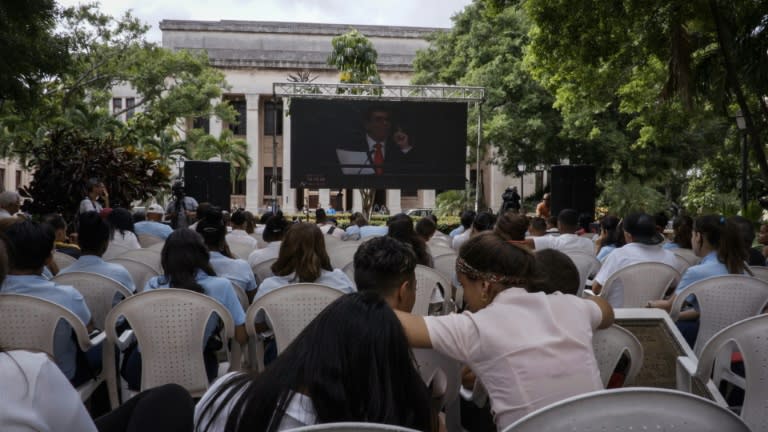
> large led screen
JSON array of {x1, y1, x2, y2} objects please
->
[{"x1": 290, "y1": 99, "x2": 468, "y2": 189}]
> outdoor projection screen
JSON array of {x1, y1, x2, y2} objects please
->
[{"x1": 290, "y1": 99, "x2": 468, "y2": 189}]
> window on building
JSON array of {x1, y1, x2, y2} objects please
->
[
  {"x1": 126, "y1": 97, "x2": 135, "y2": 120},
  {"x1": 228, "y1": 98, "x2": 247, "y2": 136},
  {"x1": 192, "y1": 116, "x2": 210, "y2": 134},
  {"x1": 263, "y1": 167, "x2": 283, "y2": 196},
  {"x1": 0, "y1": 168, "x2": 5, "y2": 191},
  {"x1": 112, "y1": 98, "x2": 122, "y2": 115},
  {"x1": 402, "y1": 188, "x2": 418, "y2": 197},
  {"x1": 15, "y1": 170, "x2": 22, "y2": 189},
  {"x1": 264, "y1": 100, "x2": 283, "y2": 136},
  {"x1": 233, "y1": 167, "x2": 246, "y2": 195}
]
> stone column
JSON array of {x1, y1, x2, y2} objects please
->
[
  {"x1": 352, "y1": 189, "x2": 363, "y2": 213},
  {"x1": 422, "y1": 189, "x2": 436, "y2": 210},
  {"x1": 244, "y1": 94, "x2": 260, "y2": 212},
  {"x1": 318, "y1": 189, "x2": 331, "y2": 210},
  {"x1": 209, "y1": 97, "x2": 223, "y2": 138},
  {"x1": 386, "y1": 189, "x2": 402, "y2": 214}
]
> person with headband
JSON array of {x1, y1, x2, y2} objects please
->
[
  {"x1": 648, "y1": 215, "x2": 748, "y2": 347},
  {"x1": 394, "y1": 231, "x2": 614, "y2": 430}
]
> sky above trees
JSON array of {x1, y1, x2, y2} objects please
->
[{"x1": 55, "y1": 0, "x2": 473, "y2": 41}]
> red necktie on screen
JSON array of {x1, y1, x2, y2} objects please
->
[{"x1": 373, "y1": 143, "x2": 384, "y2": 175}]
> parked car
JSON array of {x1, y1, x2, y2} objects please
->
[{"x1": 406, "y1": 208, "x2": 434, "y2": 217}]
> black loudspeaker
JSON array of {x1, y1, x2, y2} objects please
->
[
  {"x1": 184, "y1": 161, "x2": 231, "y2": 210},
  {"x1": 550, "y1": 165, "x2": 596, "y2": 219}
]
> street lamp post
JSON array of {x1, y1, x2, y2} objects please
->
[
  {"x1": 736, "y1": 111, "x2": 747, "y2": 213},
  {"x1": 517, "y1": 161, "x2": 526, "y2": 214}
]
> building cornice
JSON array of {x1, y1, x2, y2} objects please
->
[{"x1": 159, "y1": 20, "x2": 445, "y2": 39}]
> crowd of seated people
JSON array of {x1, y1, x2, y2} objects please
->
[{"x1": 4, "y1": 188, "x2": 768, "y2": 432}]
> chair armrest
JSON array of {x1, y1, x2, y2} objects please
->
[
  {"x1": 582, "y1": 289, "x2": 595, "y2": 297},
  {"x1": 676, "y1": 355, "x2": 697, "y2": 392},
  {"x1": 89, "y1": 331, "x2": 107, "y2": 348},
  {"x1": 117, "y1": 329, "x2": 135, "y2": 351}
]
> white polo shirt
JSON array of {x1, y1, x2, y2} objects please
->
[
  {"x1": 532, "y1": 233, "x2": 594, "y2": 255},
  {"x1": 593, "y1": 242, "x2": 678, "y2": 307}
]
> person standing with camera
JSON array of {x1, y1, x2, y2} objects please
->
[{"x1": 165, "y1": 182, "x2": 198, "y2": 229}]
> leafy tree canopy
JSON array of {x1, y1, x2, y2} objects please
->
[{"x1": 0, "y1": 3, "x2": 235, "y2": 217}]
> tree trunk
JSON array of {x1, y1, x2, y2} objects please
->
[
  {"x1": 360, "y1": 188, "x2": 375, "y2": 220},
  {"x1": 709, "y1": 0, "x2": 768, "y2": 187}
]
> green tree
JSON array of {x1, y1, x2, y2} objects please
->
[
  {"x1": 189, "y1": 128, "x2": 252, "y2": 193},
  {"x1": 413, "y1": 2, "x2": 577, "y2": 176},
  {"x1": 0, "y1": 4, "x2": 233, "y2": 216},
  {"x1": 327, "y1": 29, "x2": 382, "y2": 217},
  {"x1": 0, "y1": 0, "x2": 69, "y2": 110},
  {"x1": 524, "y1": 0, "x2": 768, "y2": 204}
]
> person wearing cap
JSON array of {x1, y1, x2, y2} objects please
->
[
  {"x1": 134, "y1": 204, "x2": 173, "y2": 240},
  {"x1": 591, "y1": 212, "x2": 677, "y2": 308},
  {"x1": 523, "y1": 209, "x2": 594, "y2": 255}
]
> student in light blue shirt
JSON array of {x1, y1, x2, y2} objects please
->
[
  {"x1": 649, "y1": 215, "x2": 747, "y2": 348},
  {"x1": 133, "y1": 204, "x2": 173, "y2": 240},
  {"x1": 58, "y1": 212, "x2": 135, "y2": 293},
  {"x1": 123, "y1": 228, "x2": 247, "y2": 390},
  {"x1": 196, "y1": 208, "x2": 258, "y2": 300},
  {"x1": 1, "y1": 220, "x2": 94, "y2": 384}
]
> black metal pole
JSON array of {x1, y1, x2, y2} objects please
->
[
  {"x1": 519, "y1": 172, "x2": 524, "y2": 214},
  {"x1": 742, "y1": 133, "x2": 748, "y2": 212}
]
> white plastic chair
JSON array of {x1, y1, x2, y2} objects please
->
[
  {"x1": 429, "y1": 244, "x2": 455, "y2": 258},
  {"x1": 246, "y1": 283, "x2": 343, "y2": 355},
  {"x1": 147, "y1": 241, "x2": 166, "y2": 252},
  {"x1": 502, "y1": 387, "x2": 748, "y2": 432},
  {"x1": 103, "y1": 288, "x2": 239, "y2": 407},
  {"x1": 322, "y1": 233, "x2": 344, "y2": 251},
  {"x1": 107, "y1": 258, "x2": 160, "y2": 292},
  {"x1": 672, "y1": 248, "x2": 702, "y2": 267},
  {"x1": 749, "y1": 266, "x2": 768, "y2": 284},
  {"x1": 228, "y1": 242, "x2": 254, "y2": 261},
  {"x1": 428, "y1": 237, "x2": 452, "y2": 249},
  {"x1": 288, "y1": 423, "x2": 420, "y2": 432},
  {"x1": 102, "y1": 242, "x2": 136, "y2": 261},
  {"x1": 432, "y1": 253, "x2": 457, "y2": 282},
  {"x1": 342, "y1": 261, "x2": 356, "y2": 286},
  {"x1": 231, "y1": 281, "x2": 250, "y2": 310},
  {"x1": 0, "y1": 293, "x2": 106, "y2": 402},
  {"x1": 413, "y1": 348, "x2": 462, "y2": 431},
  {"x1": 600, "y1": 262, "x2": 680, "y2": 308},
  {"x1": 328, "y1": 243, "x2": 361, "y2": 270},
  {"x1": 137, "y1": 233, "x2": 164, "y2": 248},
  {"x1": 252, "y1": 257, "x2": 277, "y2": 284},
  {"x1": 564, "y1": 252, "x2": 601, "y2": 297},
  {"x1": 676, "y1": 314, "x2": 768, "y2": 432},
  {"x1": 672, "y1": 254, "x2": 692, "y2": 276},
  {"x1": 413, "y1": 265, "x2": 450, "y2": 316},
  {"x1": 52, "y1": 272, "x2": 134, "y2": 330},
  {"x1": 52, "y1": 250, "x2": 77, "y2": 269},
  {"x1": 591, "y1": 324, "x2": 644, "y2": 387},
  {"x1": 117, "y1": 248, "x2": 162, "y2": 274},
  {"x1": 670, "y1": 274, "x2": 768, "y2": 355}
]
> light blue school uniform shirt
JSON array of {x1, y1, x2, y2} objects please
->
[
  {"x1": 255, "y1": 269, "x2": 355, "y2": 302},
  {"x1": 209, "y1": 251, "x2": 258, "y2": 292},
  {"x1": 674, "y1": 251, "x2": 730, "y2": 311},
  {"x1": 359, "y1": 225, "x2": 388, "y2": 238},
  {"x1": 134, "y1": 221, "x2": 173, "y2": 240},
  {"x1": 449, "y1": 226, "x2": 466, "y2": 238},
  {"x1": 58, "y1": 255, "x2": 136, "y2": 293},
  {"x1": 663, "y1": 242, "x2": 681, "y2": 250},
  {"x1": 1, "y1": 275, "x2": 92, "y2": 379},
  {"x1": 144, "y1": 270, "x2": 246, "y2": 342},
  {"x1": 596, "y1": 245, "x2": 617, "y2": 262}
]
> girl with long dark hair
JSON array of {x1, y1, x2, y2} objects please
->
[
  {"x1": 122, "y1": 229, "x2": 247, "y2": 389},
  {"x1": 649, "y1": 215, "x2": 747, "y2": 347},
  {"x1": 195, "y1": 292, "x2": 434, "y2": 432}
]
